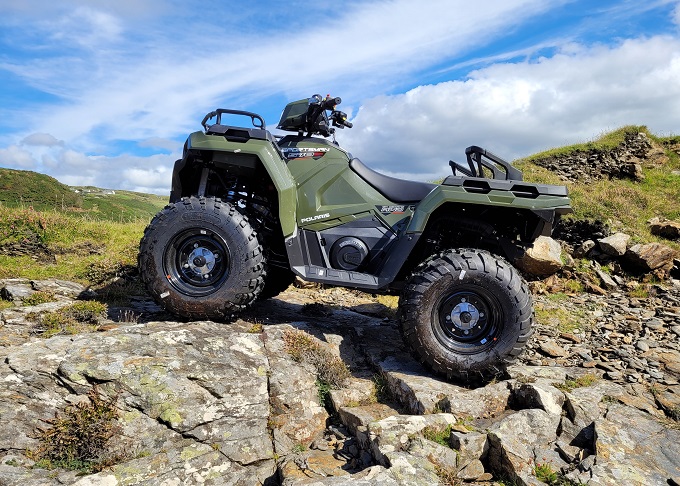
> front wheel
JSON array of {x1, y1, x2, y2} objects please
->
[
  {"x1": 399, "y1": 249, "x2": 533, "y2": 382},
  {"x1": 138, "y1": 197, "x2": 265, "y2": 320}
]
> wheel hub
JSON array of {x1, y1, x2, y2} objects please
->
[
  {"x1": 188, "y1": 247, "x2": 215, "y2": 277},
  {"x1": 450, "y1": 301, "x2": 480, "y2": 331},
  {"x1": 165, "y1": 231, "x2": 230, "y2": 294},
  {"x1": 438, "y1": 290, "x2": 495, "y2": 345}
]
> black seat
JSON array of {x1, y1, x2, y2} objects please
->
[{"x1": 349, "y1": 158, "x2": 436, "y2": 203}]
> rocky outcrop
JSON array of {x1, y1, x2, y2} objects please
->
[
  {"x1": 1, "y1": 279, "x2": 680, "y2": 485},
  {"x1": 530, "y1": 131, "x2": 668, "y2": 182}
]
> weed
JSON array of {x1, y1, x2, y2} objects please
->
[
  {"x1": 534, "y1": 462, "x2": 558, "y2": 484},
  {"x1": 282, "y1": 329, "x2": 350, "y2": 406},
  {"x1": 29, "y1": 300, "x2": 107, "y2": 337},
  {"x1": 247, "y1": 322, "x2": 264, "y2": 334},
  {"x1": 374, "y1": 294, "x2": 399, "y2": 318},
  {"x1": 534, "y1": 304, "x2": 587, "y2": 334},
  {"x1": 434, "y1": 463, "x2": 462, "y2": 486},
  {"x1": 554, "y1": 374, "x2": 598, "y2": 393},
  {"x1": 372, "y1": 372, "x2": 394, "y2": 404},
  {"x1": 117, "y1": 309, "x2": 140, "y2": 323},
  {"x1": 291, "y1": 443, "x2": 307, "y2": 454},
  {"x1": 455, "y1": 416, "x2": 476, "y2": 432},
  {"x1": 22, "y1": 291, "x2": 56, "y2": 306},
  {"x1": 601, "y1": 395, "x2": 619, "y2": 404},
  {"x1": 316, "y1": 379, "x2": 332, "y2": 408},
  {"x1": 29, "y1": 387, "x2": 124, "y2": 474},
  {"x1": 628, "y1": 284, "x2": 651, "y2": 299},
  {"x1": 422, "y1": 424, "x2": 453, "y2": 448},
  {"x1": 66, "y1": 300, "x2": 108, "y2": 322}
]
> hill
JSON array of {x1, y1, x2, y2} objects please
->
[
  {"x1": 0, "y1": 168, "x2": 82, "y2": 210},
  {"x1": 0, "y1": 168, "x2": 167, "y2": 221},
  {"x1": 515, "y1": 126, "x2": 680, "y2": 252}
]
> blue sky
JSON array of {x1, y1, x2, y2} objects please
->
[{"x1": 1, "y1": 0, "x2": 680, "y2": 193}]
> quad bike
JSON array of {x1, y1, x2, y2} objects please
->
[{"x1": 138, "y1": 94, "x2": 571, "y2": 381}]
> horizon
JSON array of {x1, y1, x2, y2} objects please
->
[{"x1": 1, "y1": 1, "x2": 680, "y2": 194}]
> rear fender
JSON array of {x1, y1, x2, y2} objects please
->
[
  {"x1": 408, "y1": 184, "x2": 571, "y2": 239},
  {"x1": 177, "y1": 131, "x2": 297, "y2": 237}
]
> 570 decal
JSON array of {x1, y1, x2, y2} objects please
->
[{"x1": 281, "y1": 147, "x2": 330, "y2": 159}]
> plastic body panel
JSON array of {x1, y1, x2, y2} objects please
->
[{"x1": 186, "y1": 131, "x2": 297, "y2": 237}]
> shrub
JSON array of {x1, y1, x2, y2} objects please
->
[{"x1": 29, "y1": 387, "x2": 124, "y2": 473}]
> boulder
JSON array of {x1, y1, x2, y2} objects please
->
[
  {"x1": 591, "y1": 404, "x2": 680, "y2": 485},
  {"x1": 487, "y1": 408, "x2": 562, "y2": 484},
  {"x1": 598, "y1": 233, "x2": 630, "y2": 257},
  {"x1": 516, "y1": 236, "x2": 564, "y2": 276},
  {"x1": 625, "y1": 242, "x2": 677, "y2": 272}
]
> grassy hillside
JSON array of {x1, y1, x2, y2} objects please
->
[
  {"x1": 0, "y1": 168, "x2": 82, "y2": 210},
  {"x1": 75, "y1": 188, "x2": 168, "y2": 222},
  {"x1": 515, "y1": 126, "x2": 680, "y2": 250},
  {"x1": 0, "y1": 168, "x2": 167, "y2": 221}
]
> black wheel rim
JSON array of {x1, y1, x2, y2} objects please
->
[
  {"x1": 432, "y1": 284, "x2": 503, "y2": 353},
  {"x1": 163, "y1": 229, "x2": 230, "y2": 297}
]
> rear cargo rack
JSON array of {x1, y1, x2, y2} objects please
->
[{"x1": 450, "y1": 146, "x2": 523, "y2": 181}]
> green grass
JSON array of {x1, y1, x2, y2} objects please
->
[
  {"x1": 77, "y1": 189, "x2": 168, "y2": 222},
  {"x1": 28, "y1": 301, "x2": 108, "y2": 338},
  {"x1": 422, "y1": 424, "x2": 453, "y2": 447},
  {"x1": 518, "y1": 125, "x2": 649, "y2": 162},
  {"x1": 282, "y1": 329, "x2": 351, "y2": 407},
  {"x1": 0, "y1": 168, "x2": 82, "y2": 210},
  {"x1": 553, "y1": 373, "x2": 598, "y2": 393},
  {"x1": 534, "y1": 302, "x2": 589, "y2": 333},
  {"x1": 0, "y1": 205, "x2": 147, "y2": 291}
]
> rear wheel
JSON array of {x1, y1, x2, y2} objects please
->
[
  {"x1": 138, "y1": 196, "x2": 265, "y2": 320},
  {"x1": 399, "y1": 249, "x2": 532, "y2": 382}
]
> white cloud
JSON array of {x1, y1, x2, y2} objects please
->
[
  {"x1": 138, "y1": 137, "x2": 180, "y2": 152},
  {"x1": 5, "y1": 146, "x2": 175, "y2": 194},
  {"x1": 2, "y1": 0, "x2": 680, "y2": 193},
  {"x1": 673, "y1": 2, "x2": 680, "y2": 25},
  {"x1": 0, "y1": 145, "x2": 37, "y2": 169},
  {"x1": 21, "y1": 133, "x2": 64, "y2": 147},
  {"x1": 4, "y1": 0, "x2": 559, "y2": 151},
  {"x1": 43, "y1": 7, "x2": 123, "y2": 49},
  {"x1": 341, "y1": 36, "x2": 680, "y2": 179}
]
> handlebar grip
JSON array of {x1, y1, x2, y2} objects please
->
[
  {"x1": 343, "y1": 120, "x2": 353, "y2": 128},
  {"x1": 323, "y1": 97, "x2": 341, "y2": 109}
]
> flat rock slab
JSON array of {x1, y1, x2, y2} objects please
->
[
  {"x1": 0, "y1": 320, "x2": 276, "y2": 485},
  {"x1": 591, "y1": 403, "x2": 680, "y2": 485}
]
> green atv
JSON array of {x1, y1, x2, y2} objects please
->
[{"x1": 138, "y1": 94, "x2": 571, "y2": 381}]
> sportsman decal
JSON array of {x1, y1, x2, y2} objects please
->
[
  {"x1": 281, "y1": 147, "x2": 330, "y2": 160},
  {"x1": 375, "y1": 205, "x2": 415, "y2": 215}
]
